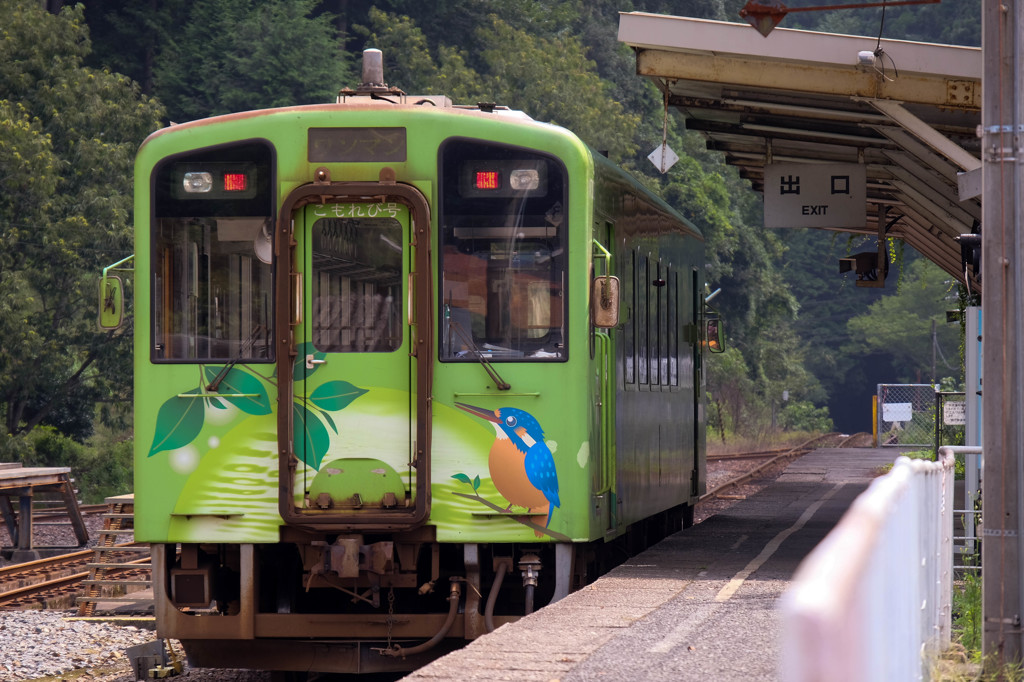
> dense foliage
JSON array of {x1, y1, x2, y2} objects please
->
[
  {"x1": 0, "y1": 1, "x2": 162, "y2": 482},
  {"x1": 0, "y1": 0, "x2": 976, "y2": 498}
]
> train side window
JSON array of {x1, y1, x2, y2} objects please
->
[
  {"x1": 650, "y1": 260, "x2": 658, "y2": 386},
  {"x1": 663, "y1": 266, "x2": 669, "y2": 387},
  {"x1": 657, "y1": 263, "x2": 668, "y2": 388},
  {"x1": 637, "y1": 254, "x2": 648, "y2": 385},
  {"x1": 669, "y1": 268, "x2": 679, "y2": 386},
  {"x1": 624, "y1": 250, "x2": 635, "y2": 385}
]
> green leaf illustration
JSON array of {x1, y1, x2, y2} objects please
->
[
  {"x1": 473, "y1": 475, "x2": 481, "y2": 491},
  {"x1": 294, "y1": 402, "x2": 331, "y2": 470},
  {"x1": 294, "y1": 342, "x2": 325, "y2": 381},
  {"x1": 149, "y1": 388, "x2": 205, "y2": 456},
  {"x1": 203, "y1": 366, "x2": 271, "y2": 415},
  {"x1": 452, "y1": 473, "x2": 472, "y2": 485},
  {"x1": 319, "y1": 410, "x2": 338, "y2": 434},
  {"x1": 309, "y1": 381, "x2": 367, "y2": 412}
]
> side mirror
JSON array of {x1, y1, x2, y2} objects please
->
[
  {"x1": 591, "y1": 276, "x2": 620, "y2": 328},
  {"x1": 706, "y1": 318, "x2": 724, "y2": 353},
  {"x1": 98, "y1": 275, "x2": 125, "y2": 330}
]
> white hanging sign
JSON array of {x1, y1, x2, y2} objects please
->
[
  {"x1": 647, "y1": 143, "x2": 678, "y2": 174},
  {"x1": 764, "y1": 162, "x2": 866, "y2": 228}
]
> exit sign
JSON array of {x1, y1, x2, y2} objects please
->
[{"x1": 764, "y1": 163, "x2": 866, "y2": 228}]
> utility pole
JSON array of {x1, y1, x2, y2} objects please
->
[{"x1": 982, "y1": 0, "x2": 1024, "y2": 666}]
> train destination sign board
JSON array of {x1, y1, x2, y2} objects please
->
[{"x1": 764, "y1": 162, "x2": 866, "y2": 228}]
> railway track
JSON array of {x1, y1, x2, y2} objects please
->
[
  {"x1": 701, "y1": 432, "x2": 869, "y2": 504},
  {"x1": 707, "y1": 447, "x2": 796, "y2": 461},
  {"x1": 30, "y1": 502, "x2": 109, "y2": 523},
  {"x1": 2, "y1": 434, "x2": 867, "y2": 610},
  {"x1": 0, "y1": 545, "x2": 151, "y2": 610}
]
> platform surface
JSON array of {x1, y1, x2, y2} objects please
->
[
  {"x1": 0, "y1": 465, "x2": 72, "y2": 488},
  {"x1": 403, "y1": 447, "x2": 905, "y2": 681}
]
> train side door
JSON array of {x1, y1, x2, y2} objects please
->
[
  {"x1": 592, "y1": 219, "x2": 617, "y2": 532},
  {"x1": 692, "y1": 268, "x2": 707, "y2": 499}
]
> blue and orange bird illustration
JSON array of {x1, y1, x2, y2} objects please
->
[{"x1": 456, "y1": 403, "x2": 560, "y2": 530}]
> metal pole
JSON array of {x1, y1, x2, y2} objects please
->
[
  {"x1": 982, "y1": 0, "x2": 1024, "y2": 665},
  {"x1": 966, "y1": 307, "x2": 982, "y2": 557}
]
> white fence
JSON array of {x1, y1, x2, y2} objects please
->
[{"x1": 780, "y1": 446, "x2": 968, "y2": 682}]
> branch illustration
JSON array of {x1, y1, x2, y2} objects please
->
[{"x1": 452, "y1": 491, "x2": 570, "y2": 542}]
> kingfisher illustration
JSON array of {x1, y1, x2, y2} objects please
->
[{"x1": 456, "y1": 402, "x2": 560, "y2": 530}]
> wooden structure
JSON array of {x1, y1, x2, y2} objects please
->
[
  {"x1": 0, "y1": 463, "x2": 89, "y2": 562},
  {"x1": 77, "y1": 494, "x2": 152, "y2": 616}
]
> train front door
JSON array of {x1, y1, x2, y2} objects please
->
[{"x1": 276, "y1": 185, "x2": 433, "y2": 530}]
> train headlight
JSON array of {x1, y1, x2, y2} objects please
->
[
  {"x1": 183, "y1": 171, "x2": 213, "y2": 193},
  {"x1": 510, "y1": 169, "x2": 540, "y2": 191}
]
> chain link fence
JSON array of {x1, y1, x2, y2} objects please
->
[
  {"x1": 875, "y1": 388, "x2": 979, "y2": 573},
  {"x1": 877, "y1": 384, "x2": 938, "y2": 447}
]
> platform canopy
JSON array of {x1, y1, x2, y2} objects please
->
[{"x1": 618, "y1": 12, "x2": 981, "y2": 290}]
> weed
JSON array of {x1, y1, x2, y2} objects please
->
[
  {"x1": 953, "y1": 571, "x2": 982, "y2": 654},
  {"x1": 934, "y1": 565, "x2": 1024, "y2": 681}
]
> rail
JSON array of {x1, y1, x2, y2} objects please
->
[
  {"x1": 701, "y1": 433, "x2": 861, "y2": 503},
  {"x1": 0, "y1": 543, "x2": 150, "y2": 609},
  {"x1": 780, "y1": 445, "x2": 968, "y2": 681}
]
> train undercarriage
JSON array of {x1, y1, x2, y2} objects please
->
[{"x1": 153, "y1": 503, "x2": 691, "y2": 674}]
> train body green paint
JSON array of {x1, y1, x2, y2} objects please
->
[{"x1": 130, "y1": 83, "x2": 706, "y2": 673}]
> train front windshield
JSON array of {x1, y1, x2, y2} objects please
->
[
  {"x1": 439, "y1": 139, "x2": 568, "y2": 361},
  {"x1": 150, "y1": 142, "x2": 274, "y2": 362}
]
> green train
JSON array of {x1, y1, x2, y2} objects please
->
[{"x1": 103, "y1": 50, "x2": 718, "y2": 675}]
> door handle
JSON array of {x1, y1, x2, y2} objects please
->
[
  {"x1": 292, "y1": 272, "x2": 303, "y2": 325},
  {"x1": 408, "y1": 272, "x2": 414, "y2": 326},
  {"x1": 306, "y1": 354, "x2": 326, "y2": 369}
]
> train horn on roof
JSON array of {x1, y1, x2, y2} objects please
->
[{"x1": 361, "y1": 49, "x2": 385, "y2": 89}]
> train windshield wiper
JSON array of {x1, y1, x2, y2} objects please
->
[
  {"x1": 445, "y1": 305, "x2": 511, "y2": 391},
  {"x1": 206, "y1": 325, "x2": 266, "y2": 392}
]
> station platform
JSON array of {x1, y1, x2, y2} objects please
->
[{"x1": 403, "y1": 447, "x2": 906, "y2": 682}]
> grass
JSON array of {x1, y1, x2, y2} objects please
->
[
  {"x1": 872, "y1": 448, "x2": 967, "y2": 480},
  {"x1": 933, "y1": 567, "x2": 1024, "y2": 681},
  {"x1": 705, "y1": 430, "x2": 827, "y2": 458}
]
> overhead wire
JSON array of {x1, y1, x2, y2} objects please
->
[{"x1": 871, "y1": 1, "x2": 899, "y2": 82}]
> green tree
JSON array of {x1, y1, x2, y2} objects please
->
[
  {"x1": 778, "y1": 230, "x2": 897, "y2": 431},
  {"x1": 782, "y1": 0, "x2": 979, "y2": 45},
  {"x1": 706, "y1": 347, "x2": 754, "y2": 440},
  {"x1": 81, "y1": 0, "x2": 185, "y2": 95},
  {"x1": 153, "y1": 0, "x2": 352, "y2": 123},
  {"x1": 658, "y1": 128, "x2": 825, "y2": 433},
  {"x1": 360, "y1": 9, "x2": 640, "y2": 159},
  {"x1": 0, "y1": 1, "x2": 163, "y2": 442},
  {"x1": 475, "y1": 16, "x2": 639, "y2": 159},
  {"x1": 846, "y1": 258, "x2": 961, "y2": 384},
  {"x1": 781, "y1": 400, "x2": 834, "y2": 432},
  {"x1": 355, "y1": 8, "x2": 484, "y2": 102}
]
